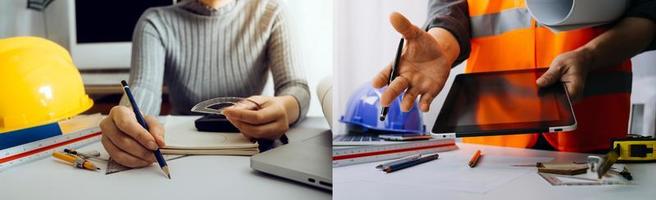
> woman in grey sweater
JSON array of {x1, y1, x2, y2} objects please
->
[{"x1": 99, "y1": 0, "x2": 310, "y2": 168}]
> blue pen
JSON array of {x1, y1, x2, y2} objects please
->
[
  {"x1": 121, "y1": 80, "x2": 171, "y2": 179},
  {"x1": 383, "y1": 153, "x2": 439, "y2": 173}
]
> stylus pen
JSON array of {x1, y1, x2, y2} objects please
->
[
  {"x1": 384, "y1": 153, "x2": 439, "y2": 173},
  {"x1": 121, "y1": 80, "x2": 171, "y2": 179},
  {"x1": 379, "y1": 38, "x2": 405, "y2": 121}
]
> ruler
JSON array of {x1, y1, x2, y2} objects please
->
[
  {"x1": 332, "y1": 139, "x2": 457, "y2": 167},
  {"x1": 0, "y1": 127, "x2": 101, "y2": 172}
]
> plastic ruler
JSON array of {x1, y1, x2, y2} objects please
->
[
  {"x1": 0, "y1": 127, "x2": 101, "y2": 172},
  {"x1": 332, "y1": 139, "x2": 457, "y2": 167}
]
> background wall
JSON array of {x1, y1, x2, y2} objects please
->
[
  {"x1": 333, "y1": 0, "x2": 656, "y2": 136},
  {"x1": 0, "y1": 0, "x2": 46, "y2": 38},
  {"x1": 0, "y1": 0, "x2": 333, "y2": 117}
]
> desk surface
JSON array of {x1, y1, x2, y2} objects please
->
[
  {"x1": 0, "y1": 116, "x2": 332, "y2": 200},
  {"x1": 334, "y1": 142, "x2": 655, "y2": 200}
]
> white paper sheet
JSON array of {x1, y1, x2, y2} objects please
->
[{"x1": 334, "y1": 153, "x2": 554, "y2": 194}]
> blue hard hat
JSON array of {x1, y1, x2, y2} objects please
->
[{"x1": 340, "y1": 82, "x2": 425, "y2": 134}]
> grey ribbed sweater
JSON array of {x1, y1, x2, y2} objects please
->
[{"x1": 121, "y1": 0, "x2": 310, "y2": 122}]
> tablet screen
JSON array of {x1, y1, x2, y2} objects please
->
[{"x1": 432, "y1": 69, "x2": 576, "y2": 136}]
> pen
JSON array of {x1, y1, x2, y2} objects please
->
[
  {"x1": 379, "y1": 38, "x2": 405, "y2": 121},
  {"x1": 376, "y1": 153, "x2": 422, "y2": 169},
  {"x1": 121, "y1": 80, "x2": 171, "y2": 179},
  {"x1": 468, "y1": 150, "x2": 482, "y2": 168},
  {"x1": 384, "y1": 153, "x2": 439, "y2": 173},
  {"x1": 52, "y1": 151, "x2": 99, "y2": 171}
]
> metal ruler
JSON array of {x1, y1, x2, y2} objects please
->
[
  {"x1": 0, "y1": 127, "x2": 101, "y2": 172},
  {"x1": 332, "y1": 139, "x2": 457, "y2": 167}
]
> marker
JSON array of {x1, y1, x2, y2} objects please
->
[
  {"x1": 383, "y1": 153, "x2": 439, "y2": 173},
  {"x1": 121, "y1": 80, "x2": 171, "y2": 179},
  {"x1": 468, "y1": 150, "x2": 482, "y2": 168},
  {"x1": 379, "y1": 38, "x2": 405, "y2": 121},
  {"x1": 52, "y1": 151, "x2": 99, "y2": 171}
]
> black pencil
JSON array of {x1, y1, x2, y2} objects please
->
[
  {"x1": 380, "y1": 38, "x2": 405, "y2": 121},
  {"x1": 121, "y1": 80, "x2": 171, "y2": 179}
]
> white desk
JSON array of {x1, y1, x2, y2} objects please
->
[
  {"x1": 334, "y1": 143, "x2": 655, "y2": 200},
  {"x1": 0, "y1": 117, "x2": 331, "y2": 200}
]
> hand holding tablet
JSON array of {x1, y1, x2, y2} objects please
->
[{"x1": 432, "y1": 69, "x2": 577, "y2": 137}]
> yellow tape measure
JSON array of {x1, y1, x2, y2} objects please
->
[{"x1": 613, "y1": 135, "x2": 656, "y2": 163}]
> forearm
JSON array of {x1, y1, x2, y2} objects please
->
[
  {"x1": 581, "y1": 17, "x2": 656, "y2": 70},
  {"x1": 428, "y1": 27, "x2": 461, "y2": 66},
  {"x1": 425, "y1": 0, "x2": 471, "y2": 66},
  {"x1": 120, "y1": 18, "x2": 166, "y2": 115},
  {"x1": 268, "y1": 1, "x2": 310, "y2": 124}
]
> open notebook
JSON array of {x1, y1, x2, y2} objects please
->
[{"x1": 159, "y1": 116, "x2": 259, "y2": 156}]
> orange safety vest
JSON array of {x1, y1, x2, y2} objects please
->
[{"x1": 462, "y1": 0, "x2": 632, "y2": 152}]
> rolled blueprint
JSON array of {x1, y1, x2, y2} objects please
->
[{"x1": 526, "y1": 0, "x2": 628, "y2": 32}]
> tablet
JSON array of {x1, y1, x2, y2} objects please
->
[{"x1": 432, "y1": 69, "x2": 577, "y2": 137}]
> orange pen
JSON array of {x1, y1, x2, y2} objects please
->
[
  {"x1": 468, "y1": 150, "x2": 482, "y2": 168},
  {"x1": 52, "y1": 151, "x2": 99, "y2": 171}
]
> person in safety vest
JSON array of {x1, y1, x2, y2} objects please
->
[{"x1": 372, "y1": 0, "x2": 656, "y2": 152}]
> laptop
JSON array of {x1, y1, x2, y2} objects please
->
[{"x1": 250, "y1": 129, "x2": 332, "y2": 191}]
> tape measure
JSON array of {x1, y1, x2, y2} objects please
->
[
  {"x1": 332, "y1": 138, "x2": 457, "y2": 167},
  {"x1": 612, "y1": 135, "x2": 656, "y2": 163},
  {"x1": 0, "y1": 127, "x2": 100, "y2": 172}
]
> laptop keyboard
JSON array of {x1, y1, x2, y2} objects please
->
[{"x1": 333, "y1": 135, "x2": 383, "y2": 142}]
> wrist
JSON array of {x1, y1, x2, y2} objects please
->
[{"x1": 274, "y1": 96, "x2": 300, "y2": 124}]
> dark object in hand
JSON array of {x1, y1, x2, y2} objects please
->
[{"x1": 194, "y1": 114, "x2": 240, "y2": 133}]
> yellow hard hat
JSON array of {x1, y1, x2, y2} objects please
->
[{"x1": 0, "y1": 37, "x2": 93, "y2": 133}]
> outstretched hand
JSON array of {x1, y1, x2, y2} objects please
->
[{"x1": 372, "y1": 12, "x2": 459, "y2": 112}]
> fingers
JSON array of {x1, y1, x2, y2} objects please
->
[
  {"x1": 100, "y1": 117, "x2": 156, "y2": 163},
  {"x1": 228, "y1": 118, "x2": 287, "y2": 140},
  {"x1": 419, "y1": 92, "x2": 436, "y2": 112},
  {"x1": 223, "y1": 103, "x2": 282, "y2": 125},
  {"x1": 401, "y1": 87, "x2": 419, "y2": 112},
  {"x1": 372, "y1": 63, "x2": 392, "y2": 88},
  {"x1": 101, "y1": 135, "x2": 151, "y2": 168},
  {"x1": 110, "y1": 106, "x2": 159, "y2": 150},
  {"x1": 223, "y1": 98, "x2": 289, "y2": 140},
  {"x1": 536, "y1": 64, "x2": 563, "y2": 87},
  {"x1": 380, "y1": 76, "x2": 410, "y2": 107},
  {"x1": 564, "y1": 78, "x2": 585, "y2": 101},
  {"x1": 144, "y1": 115, "x2": 165, "y2": 147},
  {"x1": 390, "y1": 12, "x2": 424, "y2": 40}
]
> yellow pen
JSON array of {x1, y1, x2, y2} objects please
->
[{"x1": 52, "y1": 151, "x2": 100, "y2": 171}]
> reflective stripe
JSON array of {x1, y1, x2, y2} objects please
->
[
  {"x1": 470, "y1": 8, "x2": 532, "y2": 38},
  {"x1": 583, "y1": 72, "x2": 632, "y2": 97}
]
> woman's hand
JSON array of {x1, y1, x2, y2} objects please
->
[
  {"x1": 222, "y1": 96, "x2": 299, "y2": 140},
  {"x1": 536, "y1": 48, "x2": 594, "y2": 101},
  {"x1": 100, "y1": 106, "x2": 165, "y2": 168},
  {"x1": 372, "y1": 12, "x2": 459, "y2": 112}
]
